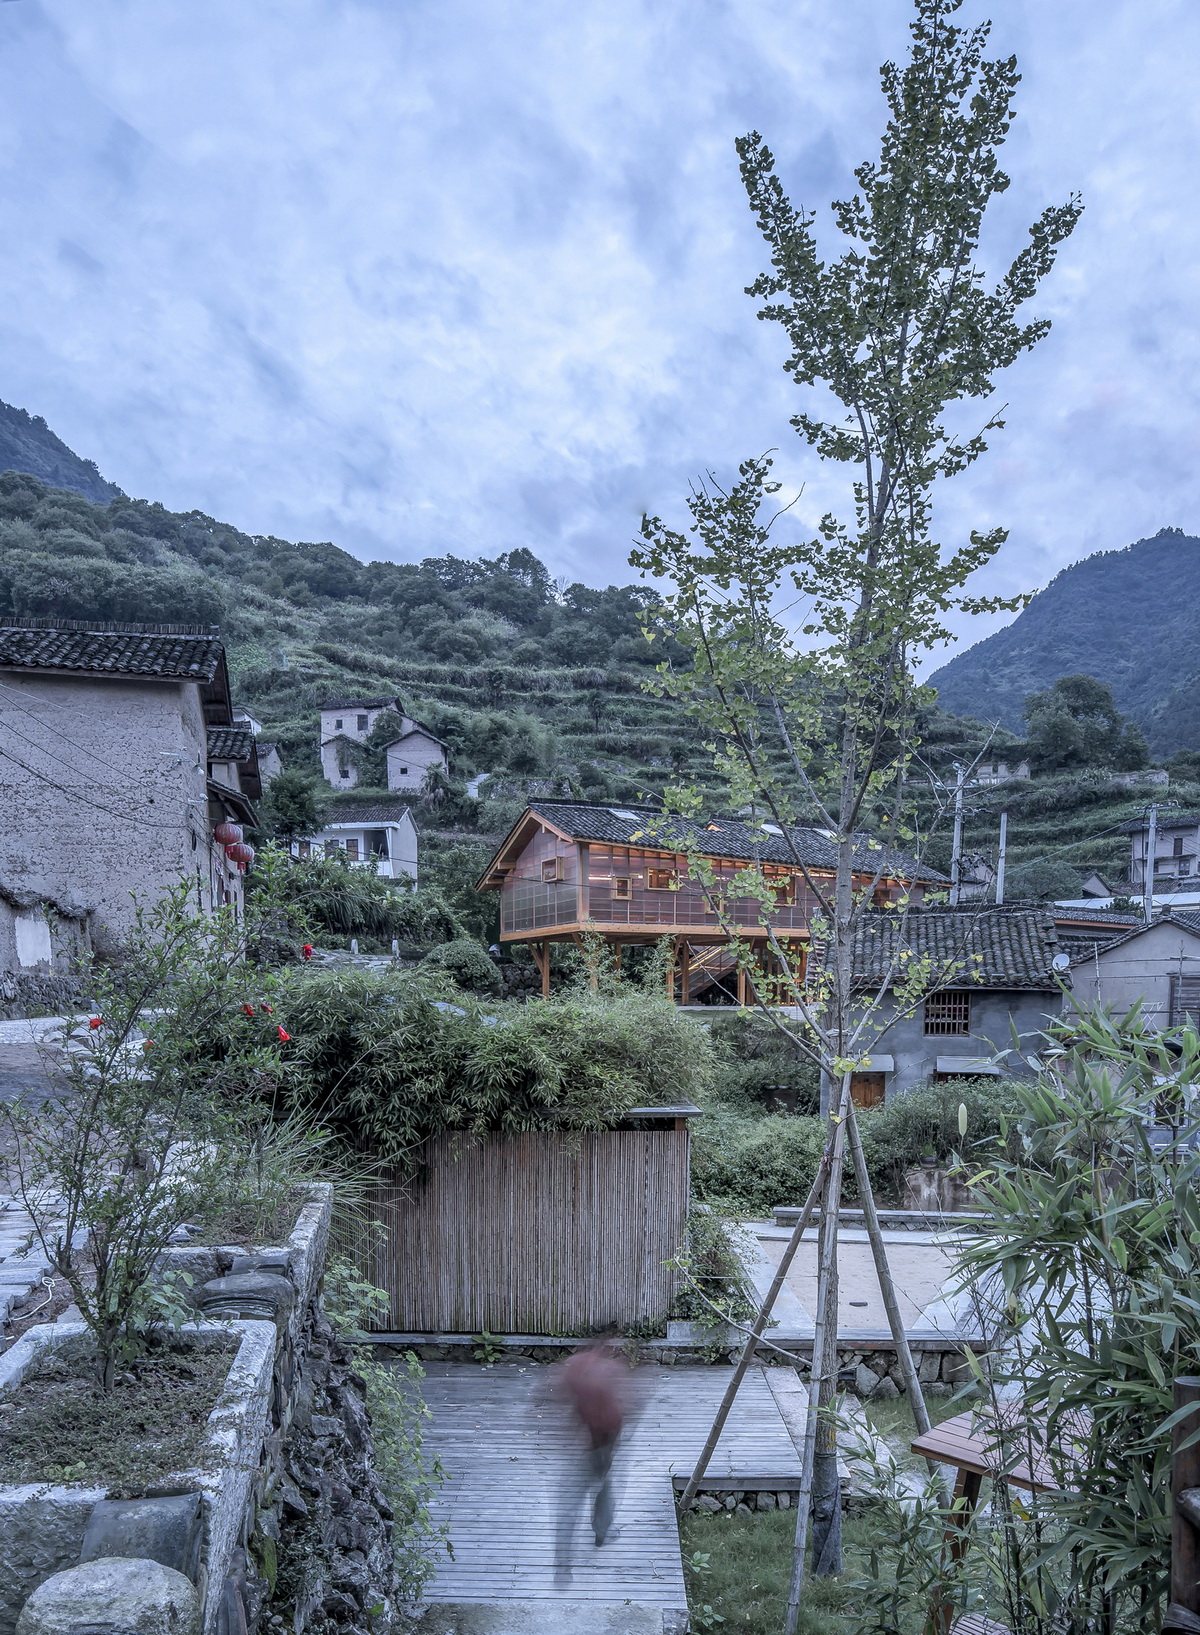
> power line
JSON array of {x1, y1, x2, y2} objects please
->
[{"x1": 0, "y1": 745, "x2": 204, "y2": 831}]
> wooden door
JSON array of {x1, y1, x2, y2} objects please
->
[{"x1": 850, "y1": 1072, "x2": 886, "y2": 1109}]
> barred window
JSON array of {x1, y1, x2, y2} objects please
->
[
  {"x1": 924, "y1": 990, "x2": 971, "y2": 1036},
  {"x1": 1171, "y1": 975, "x2": 1200, "y2": 1028}
]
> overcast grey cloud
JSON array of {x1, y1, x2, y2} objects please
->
[{"x1": 0, "y1": 0, "x2": 1196, "y2": 662}]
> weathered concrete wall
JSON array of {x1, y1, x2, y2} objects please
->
[
  {"x1": 385, "y1": 733, "x2": 446, "y2": 793},
  {"x1": 1071, "y1": 919, "x2": 1200, "y2": 1026},
  {"x1": 0, "y1": 674, "x2": 210, "y2": 957},
  {"x1": 863, "y1": 987, "x2": 1063, "y2": 1096}
]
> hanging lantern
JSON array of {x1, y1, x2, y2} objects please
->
[
  {"x1": 226, "y1": 841, "x2": 255, "y2": 866},
  {"x1": 214, "y1": 822, "x2": 243, "y2": 847}
]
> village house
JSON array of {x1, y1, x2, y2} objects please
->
[
  {"x1": 296, "y1": 800, "x2": 418, "y2": 881},
  {"x1": 1068, "y1": 908, "x2": 1200, "y2": 1028},
  {"x1": 233, "y1": 707, "x2": 283, "y2": 785},
  {"x1": 0, "y1": 617, "x2": 257, "y2": 1013},
  {"x1": 973, "y1": 758, "x2": 1031, "y2": 786},
  {"x1": 476, "y1": 800, "x2": 944, "y2": 1002},
  {"x1": 1122, "y1": 808, "x2": 1200, "y2": 895},
  {"x1": 317, "y1": 696, "x2": 448, "y2": 794},
  {"x1": 848, "y1": 906, "x2": 1067, "y2": 1103}
]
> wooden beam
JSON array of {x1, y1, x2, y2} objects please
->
[{"x1": 1171, "y1": 1378, "x2": 1200, "y2": 1629}]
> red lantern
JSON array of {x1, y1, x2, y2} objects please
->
[
  {"x1": 226, "y1": 841, "x2": 255, "y2": 866},
  {"x1": 214, "y1": 822, "x2": 242, "y2": 847}
]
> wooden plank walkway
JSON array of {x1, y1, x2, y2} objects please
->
[{"x1": 417, "y1": 1361, "x2": 801, "y2": 1607}]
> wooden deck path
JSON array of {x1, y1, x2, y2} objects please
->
[{"x1": 417, "y1": 1361, "x2": 802, "y2": 1608}]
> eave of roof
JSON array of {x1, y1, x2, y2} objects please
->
[{"x1": 475, "y1": 800, "x2": 945, "y2": 891}]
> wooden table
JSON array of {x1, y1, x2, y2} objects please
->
[{"x1": 910, "y1": 1411, "x2": 1058, "y2": 1635}]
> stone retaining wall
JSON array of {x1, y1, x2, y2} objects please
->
[{"x1": 0, "y1": 1184, "x2": 394, "y2": 1635}]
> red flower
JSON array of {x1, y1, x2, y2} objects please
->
[
  {"x1": 88, "y1": 1017, "x2": 103, "y2": 1030},
  {"x1": 260, "y1": 1004, "x2": 273, "y2": 1015},
  {"x1": 143, "y1": 1040, "x2": 155, "y2": 1051},
  {"x1": 301, "y1": 944, "x2": 314, "y2": 959},
  {"x1": 241, "y1": 1004, "x2": 255, "y2": 1016},
  {"x1": 276, "y1": 1025, "x2": 291, "y2": 1042}
]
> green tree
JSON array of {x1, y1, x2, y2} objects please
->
[
  {"x1": 1002, "y1": 856, "x2": 1084, "y2": 902},
  {"x1": 633, "y1": 0, "x2": 1079, "y2": 1599},
  {"x1": 1023, "y1": 673, "x2": 1150, "y2": 773},
  {"x1": 256, "y1": 768, "x2": 329, "y2": 841}
]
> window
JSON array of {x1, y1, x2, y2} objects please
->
[
  {"x1": 340, "y1": 767, "x2": 351, "y2": 779},
  {"x1": 647, "y1": 868, "x2": 677, "y2": 891},
  {"x1": 345, "y1": 838, "x2": 360, "y2": 861},
  {"x1": 324, "y1": 840, "x2": 339, "y2": 857},
  {"x1": 924, "y1": 991, "x2": 971, "y2": 1036},
  {"x1": 541, "y1": 857, "x2": 563, "y2": 883},
  {"x1": 766, "y1": 872, "x2": 796, "y2": 905},
  {"x1": 1171, "y1": 975, "x2": 1200, "y2": 1027},
  {"x1": 398, "y1": 765, "x2": 409, "y2": 776},
  {"x1": 1176, "y1": 837, "x2": 1185, "y2": 857},
  {"x1": 297, "y1": 841, "x2": 311, "y2": 859},
  {"x1": 357, "y1": 714, "x2": 369, "y2": 731},
  {"x1": 335, "y1": 718, "x2": 343, "y2": 730},
  {"x1": 612, "y1": 876, "x2": 631, "y2": 899}
]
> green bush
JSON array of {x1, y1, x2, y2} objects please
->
[
  {"x1": 250, "y1": 845, "x2": 462, "y2": 946},
  {"x1": 856, "y1": 1075, "x2": 1022, "y2": 1202},
  {"x1": 707, "y1": 1012, "x2": 821, "y2": 1113},
  {"x1": 272, "y1": 968, "x2": 714, "y2": 1172},
  {"x1": 419, "y1": 937, "x2": 501, "y2": 995},
  {"x1": 691, "y1": 1107, "x2": 827, "y2": 1215}
]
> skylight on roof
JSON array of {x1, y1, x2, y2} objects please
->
[
  {"x1": 762, "y1": 823, "x2": 783, "y2": 836},
  {"x1": 611, "y1": 809, "x2": 640, "y2": 821}
]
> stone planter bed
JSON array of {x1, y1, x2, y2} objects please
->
[{"x1": 0, "y1": 1183, "x2": 348, "y2": 1635}]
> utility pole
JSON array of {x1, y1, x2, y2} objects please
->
[
  {"x1": 949, "y1": 764, "x2": 964, "y2": 906},
  {"x1": 1145, "y1": 803, "x2": 1160, "y2": 924},
  {"x1": 995, "y1": 812, "x2": 1008, "y2": 905}
]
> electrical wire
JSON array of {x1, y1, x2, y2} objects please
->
[{"x1": 0, "y1": 744, "x2": 203, "y2": 830}]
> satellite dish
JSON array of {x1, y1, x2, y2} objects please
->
[{"x1": 1052, "y1": 953, "x2": 1071, "y2": 971}]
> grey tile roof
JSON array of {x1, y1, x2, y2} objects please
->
[
  {"x1": 323, "y1": 803, "x2": 412, "y2": 825},
  {"x1": 0, "y1": 620, "x2": 223, "y2": 682},
  {"x1": 527, "y1": 801, "x2": 946, "y2": 883},
  {"x1": 322, "y1": 697, "x2": 399, "y2": 712},
  {"x1": 206, "y1": 727, "x2": 256, "y2": 762},
  {"x1": 1119, "y1": 811, "x2": 1200, "y2": 832},
  {"x1": 850, "y1": 906, "x2": 1063, "y2": 991}
]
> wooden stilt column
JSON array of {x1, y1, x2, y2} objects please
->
[
  {"x1": 531, "y1": 940, "x2": 551, "y2": 998},
  {"x1": 680, "y1": 943, "x2": 691, "y2": 1006}
]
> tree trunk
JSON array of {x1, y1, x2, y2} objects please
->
[{"x1": 809, "y1": 1196, "x2": 843, "y2": 1577}]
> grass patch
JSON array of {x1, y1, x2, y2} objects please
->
[
  {"x1": 682, "y1": 1503, "x2": 937, "y2": 1635},
  {"x1": 862, "y1": 1389, "x2": 977, "y2": 1470},
  {"x1": 0, "y1": 1336, "x2": 233, "y2": 1495},
  {"x1": 188, "y1": 1188, "x2": 304, "y2": 1248}
]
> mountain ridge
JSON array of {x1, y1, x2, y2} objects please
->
[
  {"x1": 928, "y1": 527, "x2": 1200, "y2": 754},
  {"x1": 0, "y1": 399, "x2": 123, "y2": 505}
]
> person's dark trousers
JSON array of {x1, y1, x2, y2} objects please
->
[{"x1": 590, "y1": 1434, "x2": 617, "y2": 1544}]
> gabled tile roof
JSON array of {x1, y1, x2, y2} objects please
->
[
  {"x1": 323, "y1": 803, "x2": 412, "y2": 825},
  {"x1": 321, "y1": 697, "x2": 399, "y2": 712},
  {"x1": 850, "y1": 906, "x2": 1063, "y2": 991},
  {"x1": 1119, "y1": 811, "x2": 1200, "y2": 832},
  {"x1": 0, "y1": 620, "x2": 223, "y2": 683},
  {"x1": 206, "y1": 727, "x2": 256, "y2": 762},
  {"x1": 523, "y1": 801, "x2": 945, "y2": 883}
]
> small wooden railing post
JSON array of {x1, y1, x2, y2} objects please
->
[{"x1": 1167, "y1": 1377, "x2": 1200, "y2": 1634}]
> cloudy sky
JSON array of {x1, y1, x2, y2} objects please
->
[{"x1": 0, "y1": 0, "x2": 1196, "y2": 661}]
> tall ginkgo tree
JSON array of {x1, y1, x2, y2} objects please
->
[{"x1": 632, "y1": 0, "x2": 1079, "y2": 1615}]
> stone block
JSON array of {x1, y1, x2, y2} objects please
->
[
  {"x1": 777, "y1": 1492, "x2": 791, "y2": 1509},
  {"x1": 854, "y1": 1364, "x2": 881, "y2": 1398},
  {"x1": 79, "y1": 1495, "x2": 204, "y2": 1585},
  {"x1": 755, "y1": 1491, "x2": 776, "y2": 1511},
  {"x1": 694, "y1": 1496, "x2": 722, "y2": 1514},
  {"x1": 194, "y1": 1275, "x2": 295, "y2": 1333},
  {"x1": 873, "y1": 1376, "x2": 900, "y2": 1402},
  {"x1": 917, "y1": 1351, "x2": 941, "y2": 1384},
  {"x1": 16, "y1": 1557, "x2": 199, "y2": 1635}
]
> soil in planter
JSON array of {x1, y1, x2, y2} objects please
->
[
  {"x1": 0, "y1": 1335, "x2": 235, "y2": 1495},
  {"x1": 187, "y1": 1187, "x2": 305, "y2": 1248}
]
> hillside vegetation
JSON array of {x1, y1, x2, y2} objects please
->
[{"x1": 928, "y1": 527, "x2": 1200, "y2": 754}]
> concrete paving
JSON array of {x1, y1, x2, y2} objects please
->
[{"x1": 734, "y1": 1220, "x2": 976, "y2": 1342}]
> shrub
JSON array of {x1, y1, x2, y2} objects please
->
[
  {"x1": 271, "y1": 969, "x2": 715, "y2": 1172},
  {"x1": 250, "y1": 844, "x2": 462, "y2": 946},
  {"x1": 420, "y1": 937, "x2": 501, "y2": 995},
  {"x1": 690, "y1": 1107, "x2": 827, "y2": 1215},
  {"x1": 856, "y1": 1075, "x2": 1022, "y2": 1202},
  {"x1": 707, "y1": 1012, "x2": 821, "y2": 1113}
]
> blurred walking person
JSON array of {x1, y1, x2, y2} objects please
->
[{"x1": 552, "y1": 1337, "x2": 630, "y2": 1581}]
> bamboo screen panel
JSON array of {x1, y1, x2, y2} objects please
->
[{"x1": 366, "y1": 1127, "x2": 690, "y2": 1334}]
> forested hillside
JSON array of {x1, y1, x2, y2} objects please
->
[
  {"x1": 2, "y1": 426, "x2": 1196, "y2": 905},
  {"x1": 0, "y1": 466, "x2": 712, "y2": 808},
  {"x1": 0, "y1": 399, "x2": 122, "y2": 505},
  {"x1": 929, "y1": 528, "x2": 1200, "y2": 754}
]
